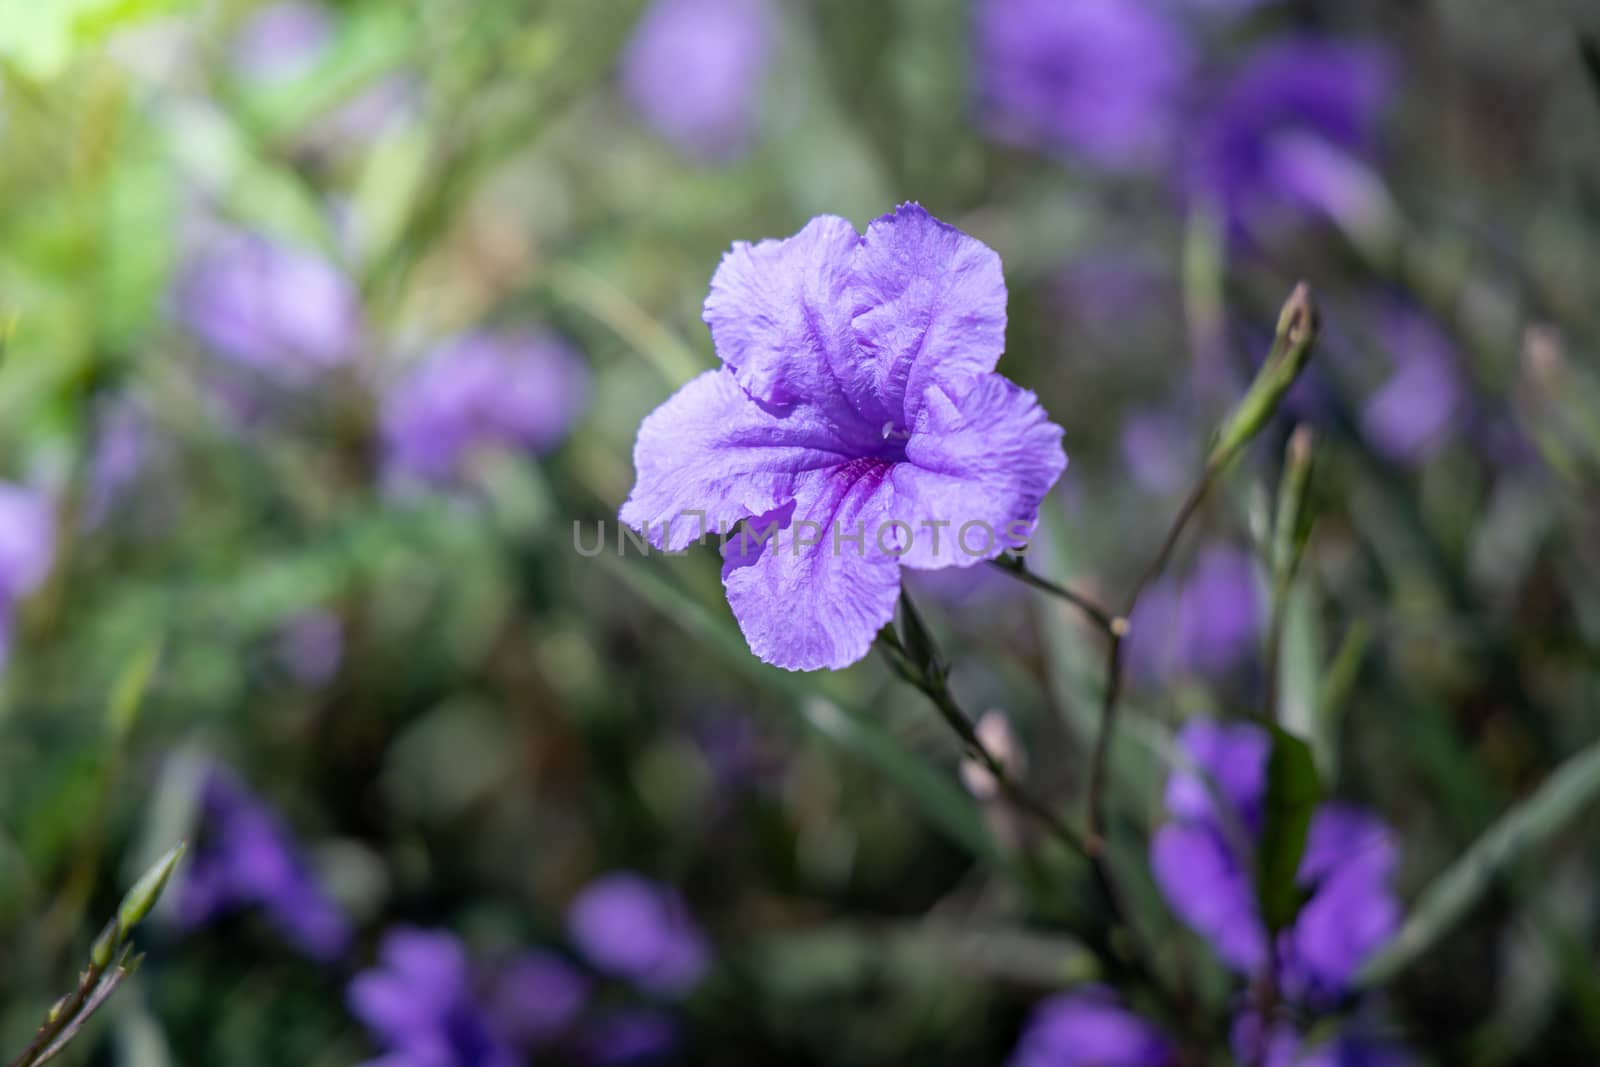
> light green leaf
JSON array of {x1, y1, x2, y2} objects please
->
[{"x1": 1361, "y1": 736, "x2": 1600, "y2": 987}]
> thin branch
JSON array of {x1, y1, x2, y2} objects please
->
[
  {"x1": 987, "y1": 556, "x2": 1119, "y2": 634},
  {"x1": 881, "y1": 622, "x2": 1088, "y2": 859}
]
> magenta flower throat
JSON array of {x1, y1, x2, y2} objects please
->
[{"x1": 620, "y1": 204, "x2": 1067, "y2": 671}]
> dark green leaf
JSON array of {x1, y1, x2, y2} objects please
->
[
  {"x1": 1581, "y1": 35, "x2": 1600, "y2": 110},
  {"x1": 1254, "y1": 724, "x2": 1322, "y2": 933}
]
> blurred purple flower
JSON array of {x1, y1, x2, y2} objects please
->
[
  {"x1": 175, "y1": 232, "x2": 361, "y2": 386},
  {"x1": 567, "y1": 873, "x2": 710, "y2": 996},
  {"x1": 1151, "y1": 720, "x2": 1402, "y2": 1003},
  {"x1": 84, "y1": 400, "x2": 150, "y2": 528},
  {"x1": 620, "y1": 0, "x2": 774, "y2": 163},
  {"x1": 1128, "y1": 546, "x2": 1262, "y2": 678},
  {"x1": 178, "y1": 766, "x2": 350, "y2": 961},
  {"x1": 1185, "y1": 39, "x2": 1393, "y2": 236},
  {"x1": 0, "y1": 484, "x2": 55, "y2": 606},
  {"x1": 1120, "y1": 408, "x2": 1198, "y2": 495},
  {"x1": 1361, "y1": 308, "x2": 1463, "y2": 463},
  {"x1": 233, "y1": 2, "x2": 332, "y2": 82},
  {"x1": 382, "y1": 329, "x2": 590, "y2": 485},
  {"x1": 348, "y1": 928, "x2": 517, "y2": 1067},
  {"x1": 619, "y1": 205, "x2": 1065, "y2": 671},
  {"x1": 974, "y1": 0, "x2": 1193, "y2": 170},
  {"x1": 581, "y1": 1010, "x2": 682, "y2": 1065},
  {"x1": 1009, "y1": 986, "x2": 1177, "y2": 1067},
  {"x1": 486, "y1": 950, "x2": 592, "y2": 1048},
  {"x1": 276, "y1": 609, "x2": 344, "y2": 687}
]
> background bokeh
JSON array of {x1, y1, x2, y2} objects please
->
[{"x1": 3, "y1": 0, "x2": 1600, "y2": 1063}]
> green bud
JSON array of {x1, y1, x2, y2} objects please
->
[
  {"x1": 90, "y1": 918, "x2": 120, "y2": 970},
  {"x1": 1208, "y1": 284, "x2": 1319, "y2": 469},
  {"x1": 117, "y1": 842, "x2": 186, "y2": 934},
  {"x1": 1271, "y1": 425, "x2": 1317, "y2": 585}
]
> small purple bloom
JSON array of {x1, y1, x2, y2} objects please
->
[
  {"x1": 382, "y1": 329, "x2": 591, "y2": 485},
  {"x1": 1128, "y1": 546, "x2": 1263, "y2": 678},
  {"x1": 178, "y1": 766, "x2": 350, "y2": 961},
  {"x1": 348, "y1": 928, "x2": 517, "y2": 1067},
  {"x1": 175, "y1": 232, "x2": 361, "y2": 386},
  {"x1": 1009, "y1": 986, "x2": 1177, "y2": 1067},
  {"x1": 619, "y1": 204, "x2": 1067, "y2": 671},
  {"x1": 620, "y1": 0, "x2": 774, "y2": 163},
  {"x1": 1185, "y1": 39, "x2": 1393, "y2": 236},
  {"x1": 1151, "y1": 721, "x2": 1402, "y2": 1004},
  {"x1": 0, "y1": 484, "x2": 55, "y2": 606},
  {"x1": 233, "y1": 2, "x2": 333, "y2": 82},
  {"x1": 974, "y1": 0, "x2": 1193, "y2": 170},
  {"x1": 486, "y1": 950, "x2": 592, "y2": 1048},
  {"x1": 1361, "y1": 308, "x2": 1463, "y2": 463},
  {"x1": 567, "y1": 873, "x2": 710, "y2": 996}
]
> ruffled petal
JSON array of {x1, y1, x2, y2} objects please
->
[
  {"x1": 619, "y1": 369, "x2": 862, "y2": 550},
  {"x1": 702, "y1": 215, "x2": 872, "y2": 433},
  {"x1": 1151, "y1": 823, "x2": 1266, "y2": 975},
  {"x1": 851, "y1": 203, "x2": 1008, "y2": 426},
  {"x1": 888, "y1": 374, "x2": 1066, "y2": 569},
  {"x1": 721, "y1": 462, "x2": 901, "y2": 670}
]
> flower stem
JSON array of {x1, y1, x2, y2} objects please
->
[
  {"x1": 878, "y1": 622, "x2": 1088, "y2": 860},
  {"x1": 987, "y1": 556, "x2": 1119, "y2": 635},
  {"x1": 1083, "y1": 284, "x2": 1320, "y2": 848}
]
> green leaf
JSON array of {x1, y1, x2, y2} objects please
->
[
  {"x1": 1360, "y1": 736, "x2": 1600, "y2": 987},
  {"x1": 105, "y1": 638, "x2": 162, "y2": 741},
  {"x1": 1581, "y1": 35, "x2": 1600, "y2": 110},
  {"x1": 1254, "y1": 724, "x2": 1321, "y2": 933},
  {"x1": 0, "y1": 0, "x2": 183, "y2": 80}
]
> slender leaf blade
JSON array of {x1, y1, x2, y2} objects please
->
[
  {"x1": 1361, "y1": 737, "x2": 1600, "y2": 987},
  {"x1": 1255, "y1": 725, "x2": 1321, "y2": 933}
]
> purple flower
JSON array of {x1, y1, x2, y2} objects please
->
[
  {"x1": 0, "y1": 484, "x2": 55, "y2": 606},
  {"x1": 1185, "y1": 39, "x2": 1393, "y2": 236},
  {"x1": 348, "y1": 928, "x2": 517, "y2": 1067},
  {"x1": 1009, "y1": 987, "x2": 1177, "y2": 1067},
  {"x1": 177, "y1": 766, "x2": 350, "y2": 961},
  {"x1": 485, "y1": 950, "x2": 592, "y2": 1048},
  {"x1": 567, "y1": 873, "x2": 709, "y2": 996},
  {"x1": 1128, "y1": 546, "x2": 1263, "y2": 678},
  {"x1": 175, "y1": 232, "x2": 361, "y2": 386},
  {"x1": 233, "y1": 2, "x2": 332, "y2": 82},
  {"x1": 974, "y1": 0, "x2": 1193, "y2": 170},
  {"x1": 620, "y1": 0, "x2": 774, "y2": 163},
  {"x1": 1361, "y1": 308, "x2": 1463, "y2": 463},
  {"x1": 382, "y1": 329, "x2": 590, "y2": 485},
  {"x1": 618, "y1": 204, "x2": 1067, "y2": 671},
  {"x1": 1151, "y1": 721, "x2": 1402, "y2": 1003}
]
